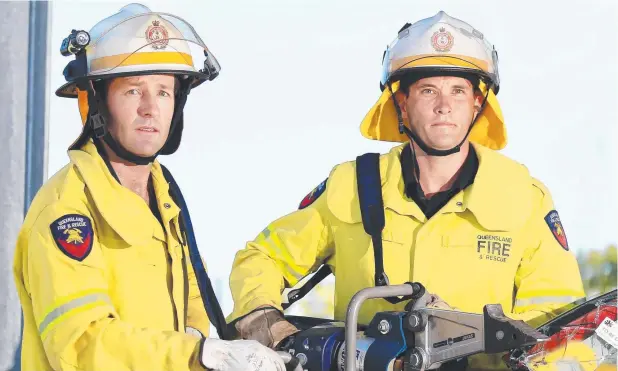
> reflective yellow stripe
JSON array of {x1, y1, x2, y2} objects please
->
[
  {"x1": 391, "y1": 54, "x2": 490, "y2": 75},
  {"x1": 38, "y1": 290, "x2": 112, "y2": 338},
  {"x1": 514, "y1": 295, "x2": 580, "y2": 308},
  {"x1": 90, "y1": 52, "x2": 193, "y2": 72}
]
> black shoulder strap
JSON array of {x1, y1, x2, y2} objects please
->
[
  {"x1": 356, "y1": 153, "x2": 414, "y2": 304},
  {"x1": 160, "y1": 165, "x2": 230, "y2": 340},
  {"x1": 356, "y1": 153, "x2": 389, "y2": 287},
  {"x1": 282, "y1": 264, "x2": 332, "y2": 310}
]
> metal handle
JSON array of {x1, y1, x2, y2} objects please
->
[{"x1": 344, "y1": 284, "x2": 418, "y2": 371}]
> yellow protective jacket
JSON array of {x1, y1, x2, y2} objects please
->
[
  {"x1": 229, "y1": 142, "x2": 586, "y2": 368},
  {"x1": 14, "y1": 140, "x2": 210, "y2": 371}
]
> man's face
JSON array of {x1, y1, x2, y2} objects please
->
[
  {"x1": 105, "y1": 74, "x2": 176, "y2": 157},
  {"x1": 397, "y1": 75, "x2": 482, "y2": 151}
]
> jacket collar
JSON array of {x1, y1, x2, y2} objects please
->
[
  {"x1": 382, "y1": 142, "x2": 532, "y2": 231},
  {"x1": 68, "y1": 140, "x2": 181, "y2": 246}
]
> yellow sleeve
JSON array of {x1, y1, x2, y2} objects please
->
[
  {"x1": 510, "y1": 182, "x2": 586, "y2": 324},
  {"x1": 185, "y1": 248, "x2": 211, "y2": 338},
  {"x1": 26, "y1": 204, "x2": 205, "y2": 371},
  {"x1": 228, "y1": 178, "x2": 335, "y2": 321}
]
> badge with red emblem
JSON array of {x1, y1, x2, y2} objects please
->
[
  {"x1": 50, "y1": 214, "x2": 94, "y2": 261},
  {"x1": 431, "y1": 27, "x2": 454, "y2": 52},
  {"x1": 299, "y1": 178, "x2": 327, "y2": 210},
  {"x1": 145, "y1": 20, "x2": 169, "y2": 50},
  {"x1": 544, "y1": 210, "x2": 569, "y2": 251}
]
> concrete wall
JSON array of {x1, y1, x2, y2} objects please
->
[{"x1": 0, "y1": 2, "x2": 50, "y2": 370}]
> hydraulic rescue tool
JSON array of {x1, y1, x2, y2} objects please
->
[{"x1": 276, "y1": 282, "x2": 549, "y2": 371}]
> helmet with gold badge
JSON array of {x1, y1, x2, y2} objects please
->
[
  {"x1": 56, "y1": 3, "x2": 221, "y2": 164},
  {"x1": 361, "y1": 11, "x2": 505, "y2": 156}
]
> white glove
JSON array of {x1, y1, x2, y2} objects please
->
[{"x1": 200, "y1": 338, "x2": 286, "y2": 371}]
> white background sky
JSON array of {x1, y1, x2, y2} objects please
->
[{"x1": 47, "y1": 0, "x2": 617, "y2": 318}]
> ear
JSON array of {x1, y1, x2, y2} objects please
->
[
  {"x1": 394, "y1": 89, "x2": 409, "y2": 117},
  {"x1": 473, "y1": 91, "x2": 484, "y2": 118}
]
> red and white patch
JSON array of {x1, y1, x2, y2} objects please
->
[
  {"x1": 50, "y1": 214, "x2": 94, "y2": 261},
  {"x1": 298, "y1": 179, "x2": 327, "y2": 210},
  {"x1": 431, "y1": 27, "x2": 454, "y2": 52},
  {"x1": 145, "y1": 20, "x2": 169, "y2": 50},
  {"x1": 544, "y1": 210, "x2": 569, "y2": 251}
]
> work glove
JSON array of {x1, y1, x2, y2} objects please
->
[
  {"x1": 406, "y1": 291, "x2": 454, "y2": 311},
  {"x1": 234, "y1": 307, "x2": 300, "y2": 349},
  {"x1": 200, "y1": 338, "x2": 286, "y2": 371},
  {"x1": 426, "y1": 293, "x2": 453, "y2": 310}
]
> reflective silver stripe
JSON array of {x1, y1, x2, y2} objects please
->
[
  {"x1": 258, "y1": 228, "x2": 303, "y2": 280},
  {"x1": 515, "y1": 295, "x2": 579, "y2": 308},
  {"x1": 262, "y1": 228, "x2": 270, "y2": 239},
  {"x1": 38, "y1": 293, "x2": 111, "y2": 334}
]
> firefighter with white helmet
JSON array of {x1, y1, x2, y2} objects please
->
[
  {"x1": 228, "y1": 10, "x2": 585, "y2": 370},
  {"x1": 14, "y1": 4, "x2": 284, "y2": 371},
  {"x1": 56, "y1": 2, "x2": 220, "y2": 163}
]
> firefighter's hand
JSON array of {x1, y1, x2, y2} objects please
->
[
  {"x1": 235, "y1": 307, "x2": 300, "y2": 349},
  {"x1": 200, "y1": 338, "x2": 286, "y2": 371},
  {"x1": 406, "y1": 291, "x2": 455, "y2": 311},
  {"x1": 426, "y1": 293, "x2": 454, "y2": 310}
]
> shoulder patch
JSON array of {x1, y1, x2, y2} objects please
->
[
  {"x1": 298, "y1": 178, "x2": 327, "y2": 210},
  {"x1": 544, "y1": 210, "x2": 569, "y2": 251},
  {"x1": 50, "y1": 214, "x2": 94, "y2": 261}
]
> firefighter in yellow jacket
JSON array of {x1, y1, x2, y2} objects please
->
[
  {"x1": 13, "y1": 4, "x2": 285, "y2": 371},
  {"x1": 227, "y1": 10, "x2": 586, "y2": 370}
]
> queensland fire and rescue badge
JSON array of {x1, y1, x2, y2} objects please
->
[
  {"x1": 299, "y1": 178, "x2": 327, "y2": 209},
  {"x1": 145, "y1": 20, "x2": 169, "y2": 50},
  {"x1": 50, "y1": 214, "x2": 94, "y2": 261},
  {"x1": 544, "y1": 210, "x2": 569, "y2": 251},
  {"x1": 431, "y1": 27, "x2": 454, "y2": 52}
]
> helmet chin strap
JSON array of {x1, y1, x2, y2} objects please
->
[
  {"x1": 99, "y1": 131, "x2": 157, "y2": 165},
  {"x1": 387, "y1": 82, "x2": 491, "y2": 157}
]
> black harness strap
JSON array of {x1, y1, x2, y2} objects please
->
[
  {"x1": 282, "y1": 265, "x2": 332, "y2": 310},
  {"x1": 161, "y1": 165, "x2": 229, "y2": 340},
  {"x1": 356, "y1": 153, "x2": 389, "y2": 287},
  {"x1": 356, "y1": 153, "x2": 415, "y2": 304}
]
